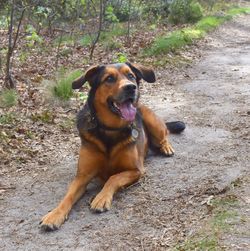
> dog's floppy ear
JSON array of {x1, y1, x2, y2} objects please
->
[
  {"x1": 72, "y1": 65, "x2": 102, "y2": 89},
  {"x1": 126, "y1": 62, "x2": 156, "y2": 83}
]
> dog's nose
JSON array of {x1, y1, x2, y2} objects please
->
[{"x1": 123, "y1": 84, "x2": 137, "y2": 92}]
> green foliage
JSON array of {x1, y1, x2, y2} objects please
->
[
  {"x1": 105, "y1": 5, "x2": 119, "y2": 23},
  {"x1": 147, "y1": 28, "x2": 204, "y2": 55},
  {"x1": 25, "y1": 25, "x2": 43, "y2": 47},
  {"x1": 101, "y1": 25, "x2": 127, "y2": 41},
  {"x1": 147, "y1": 12, "x2": 234, "y2": 56},
  {"x1": 0, "y1": 112, "x2": 15, "y2": 125},
  {"x1": 0, "y1": 89, "x2": 18, "y2": 108},
  {"x1": 111, "y1": 0, "x2": 138, "y2": 22},
  {"x1": 142, "y1": 1, "x2": 170, "y2": 19},
  {"x1": 0, "y1": 15, "x2": 8, "y2": 28},
  {"x1": 114, "y1": 52, "x2": 127, "y2": 63},
  {"x1": 52, "y1": 69, "x2": 82, "y2": 101},
  {"x1": 169, "y1": 0, "x2": 203, "y2": 24},
  {"x1": 80, "y1": 35, "x2": 92, "y2": 46},
  {"x1": 227, "y1": 7, "x2": 250, "y2": 16},
  {"x1": 174, "y1": 236, "x2": 219, "y2": 251},
  {"x1": 195, "y1": 16, "x2": 227, "y2": 32},
  {"x1": 19, "y1": 51, "x2": 29, "y2": 63}
]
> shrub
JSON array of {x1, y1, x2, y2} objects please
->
[
  {"x1": 52, "y1": 69, "x2": 82, "y2": 101},
  {"x1": 0, "y1": 112, "x2": 15, "y2": 125},
  {"x1": 169, "y1": 0, "x2": 203, "y2": 24},
  {"x1": 0, "y1": 89, "x2": 18, "y2": 108},
  {"x1": 147, "y1": 28, "x2": 204, "y2": 55}
]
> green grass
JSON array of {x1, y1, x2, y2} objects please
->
[
  {"x1": 227, "y1": 7, "x2": 250, "y2": 15},
  {"x1": 147, "y1": 28, "x2": 205, "y2": 55},
  {"x1": 195, "y1": 16, "x2": 229, "y2": 32},
  {"x1": 0, "y1": 89, "x2": 18, "y2": 108},
  {"x1": 0, "y1": 112, "x2": 16, "y2": 125},
  {"x1": 146, "y1": 16, "x2": 227, "y2": 55},
  {"x1": 52, "y1": 69, "x2": 82, "y2": 101},
  {"x1": 80, "y1": 35, "x2": 92, "y2": 46},
  {"x1": 101, "y1": 25, "x2": 127, "y2": 41},
  {"x1": 146, "y1": 6, "x2": 250, "y2": 56}
]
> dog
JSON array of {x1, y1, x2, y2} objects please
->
[{"x1": 40, "y1": 62, "x2": 185, "y2": 231}]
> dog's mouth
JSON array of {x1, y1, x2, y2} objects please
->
[{"x1": 108, "y1": 98, "x2": 137, "y2": 122}]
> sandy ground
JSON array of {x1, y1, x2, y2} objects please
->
[{"x1": 1, "y1": 14, "x2": 250, "y2": 251}]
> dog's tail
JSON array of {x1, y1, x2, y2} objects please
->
[{"x1": 166, "y1": 121, "x2": 186, "y2": 134}]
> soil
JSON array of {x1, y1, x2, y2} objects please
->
[{"x1": 1, "y1": 14, "x2": 250, "y2": 251}]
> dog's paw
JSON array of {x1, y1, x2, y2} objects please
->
[
  {"x1": 40, "y1": 208, "x2": 67, "y2": 231},
  {"x1": 90, "y1": 192, "x2": 112, "y2": 213},
  {"x1": 160, "y1": 140, "x2": 175, "y2": 157}
]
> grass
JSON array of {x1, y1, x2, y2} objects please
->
[
  {"x1": 146, "y1": 6, "x2": 250, "y2": 56},
  {"x1": 101, "y1": 25, "x2": 127, "y2": 41},
  {"x1": 0, "y1": 89, "x2": 18, "y2": 108},
  {"x1": 0, "y1": 112, "x2": 16, "y2": 125},
  {"x1": 52, "y1": 69, "x2": 82, "y2": 101},
  {"x1": 227, "y1": 7, "x2": 250, "y2": 15},
  {"x1": 80, "y1": 35, "x2": 92, "y2": 46},
  {"x1": 174, "y1": 194, "x2": 239, "y2": 251},
  {"x1": 195, "y1": 16, "x2": 229, "y2": 32}
]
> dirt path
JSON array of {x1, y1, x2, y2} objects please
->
[{"x1": 1, "y1": 14, "x2": 250, "y2": 251}]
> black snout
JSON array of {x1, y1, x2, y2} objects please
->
[{"x1": 123, "y1": 84, "x2": 137, "y2": 93}]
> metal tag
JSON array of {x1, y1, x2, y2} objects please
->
[{"x1": 132, "y1": 128, "x2": 139, "y2": 139}]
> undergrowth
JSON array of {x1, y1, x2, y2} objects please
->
[
  {"x1": 0, "y1": 89, "x2": 18, "y2": 108},
  {"x1": 52, "y1": 69, "x2": 82, "y2": 101},
  {"x1": 145, "y1": 6, "x2": 250, "y2": 56},
  {"x1": 0, "y1": 112, "x2": 16, "y2": 125}
]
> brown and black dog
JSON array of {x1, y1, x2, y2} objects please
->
[{"x1": 40, "y1": 63, "x2": 185, "y2": 231}]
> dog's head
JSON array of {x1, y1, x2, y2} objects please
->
[{"x1": 72, "y1": 63, "x2": 156, "y2": 128}]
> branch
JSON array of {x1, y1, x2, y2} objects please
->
[
  {"x1": 89, "y1": 0, "x2": 103, "y2": 60},
  {"x1": 12, "y1": 7, "x2": 25, "y2": 52}
]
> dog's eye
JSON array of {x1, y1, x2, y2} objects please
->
[
  {"x1": 106, "y1": 75, "x2": 115, "y2": 83},
  {"x1": 127, "y1": 73, "x2": 135, "y2": 80}
]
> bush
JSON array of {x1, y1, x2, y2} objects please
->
[
  {"x1": 0, "y1": 89, "x2": 18, "y2": 107},
  {"x1": 147, "y1": 28, "x2": 204, "y2": 55},
  {"x1": 52, "y1": 69, "x2": 82, "y2": 101},
  {"x1": 169, "y1": 0, "x2": 203, "y2": 24}
]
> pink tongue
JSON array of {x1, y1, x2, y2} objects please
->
[{"x1": 118, "y1": 102, "x2": 136, "y2": 122}]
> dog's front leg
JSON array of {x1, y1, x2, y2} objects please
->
[
  {"x1": 40, "y1": 147, "x2": 102, "y2": 231},
  {"x1": 139, "y1": 104, "x2": 174, "y2": 156},
  {"x1": 90, "y1": 170, "x2": 141, "y2": 213}
]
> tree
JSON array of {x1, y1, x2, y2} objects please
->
[{"x1": 5, "y1": 0, "x2": 25, "y2": 89}]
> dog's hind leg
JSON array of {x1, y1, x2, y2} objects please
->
[
  {"x1": 40, "y1": 147, "x2": 103, "y2": 231},
  {"x1": 138, "y1": 104, "x2": 174, "y2": 156}
]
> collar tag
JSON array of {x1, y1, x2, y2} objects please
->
[{"x1": 132, "y1": 128, "x2": 139, "y2": 139}]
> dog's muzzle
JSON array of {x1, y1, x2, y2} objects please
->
[{"x1": 108, "y1": 83, "x2": 138, "y2": 122}]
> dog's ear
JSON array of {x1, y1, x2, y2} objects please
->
[
  {"x1": 126, "y1": 62, "x2": 156, "y2": 83},
  {"x1": 72, "y1": 65, "x2": 102, "y2": 89}
]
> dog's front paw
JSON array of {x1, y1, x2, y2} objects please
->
[
  {"x1": 40, "y1": 208, "x2": 67, "y2": 231},
  {"x1": 90, "y1": 192, "x2": 112, "y2": 213},
  {"x1": 160, "y1": 139, "x2": 175, "y2": 156}
]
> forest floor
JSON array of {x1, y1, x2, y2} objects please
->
[{"x1": 1, "y1": 14, "x2": 250, "y2": 251}]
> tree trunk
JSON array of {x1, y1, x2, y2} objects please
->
[
  {"x1": 5, "y1": 2, "x2": 25, "y2": 89},
  {"x1": 89, "y1": 0, "x2": 103, "y2": 60}
]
